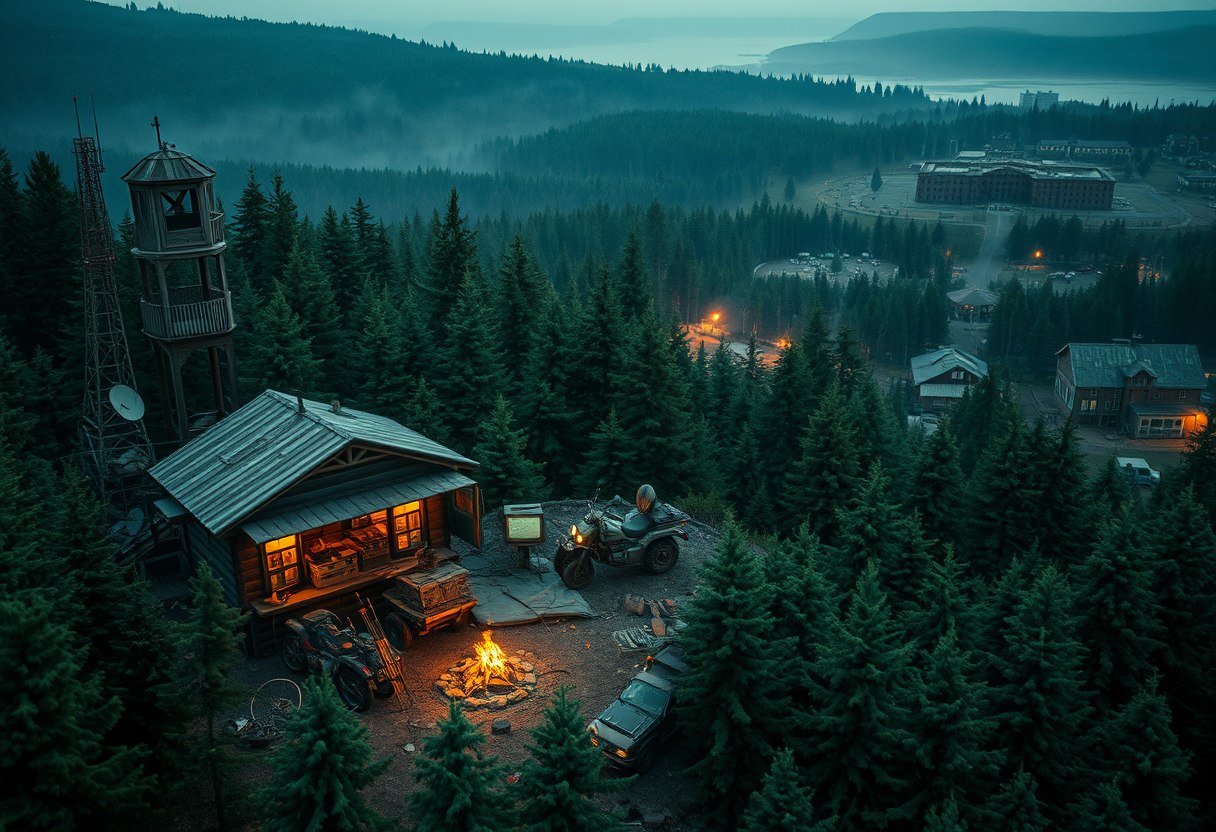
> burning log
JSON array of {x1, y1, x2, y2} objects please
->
[{"x1": 436, "y1": 631, "x2": 539, "y2": 710}]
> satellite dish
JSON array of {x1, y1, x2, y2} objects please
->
[{"x1": 109, "y1": 384, "x2": 146, "y2": 421}]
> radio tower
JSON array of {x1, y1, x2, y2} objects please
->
[{"x1": 74, "y1": 99, "x2": 155, "y2": 530}]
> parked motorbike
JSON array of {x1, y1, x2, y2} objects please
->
[
  {"x1": 554, "y1": 484, "x2": 690, "y2": 589},
  {"x1": 279, "y1": 609, "x2": 399, "y2": 710}
]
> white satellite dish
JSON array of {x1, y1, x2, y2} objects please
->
[{"x1": 109, "y1": 384, "x2": 146, "y2": 421}]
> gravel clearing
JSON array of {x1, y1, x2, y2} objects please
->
[{"x1": 224, "y1": 499, "x2": 723, "y2": 830}]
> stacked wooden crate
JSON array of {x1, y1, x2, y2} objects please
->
[
  {"x1": 394, "y1": 562, "x2": 471, "y2": 613},
  {"x1": 307, "y1": 548, "x2": 358, "y2": 587}
]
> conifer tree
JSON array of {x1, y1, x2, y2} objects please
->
[
  {"x1": 248, "y1": 281, "x2": 323, "y2": 394},
  {"x1": 755, "y1": 341, "x2": 810, "y2": 503},
  {"x1": 403, "y1": 376, "x2": 450, "y2": 446},
  {"x1": 924, "y1": 797, "x2": 968, "y2": 832},
  {"x1": 848, "y1": 372, "x2": 906, "y2": 476},
  {"x1": 13, "y1": 151, "x2": 76, "y2": 356},
  {"x1": 614, "y1": 230, "x2": 654, "y2": 319},
  {"x1": 740, "y1": 748, "x2": 834, "y2": 832},
  {"x1": 472, "y1": 395, "x2": 546, "y2": 509},
  {"x1": 230, "y1": 166, "x2": 268, "y2": 282},
  {"x1": 1068, "y1": 781, "x2": 1149, "y2": 832},
  {"x1": 913, "y1": 419, "x2": 964, "y2": 548},
  {"x1": 261, "y1": 676, "x2": 389, "y2": 832},
  {"x1": 609, "y1": 309, "x2": 692, "y2": 497},
  {"x1": 1073, "y1": 505, "x2": 1164, "y2": 707},
  {"x1": 433, "y1": 270, "x2": 504, "y2": 452},
  {"x1": 786, "y1": 381, "x2": 860, "y2": 541},
  {"x1": 1090, "y1": 455, "x2": 1135, "y2": 515},
  {"x1": 574, "y1": 408, "x2": 636, "y2": 506},
  {"x1": 807, "y1": 561, "x2": 918, "y2": 830},
  {"x1": 830, "y1": 462, "x2": 901, "y2": 594},
  {"x1": 1032, "y1": 420, "x2": 1092, "y2": 566},
  {"x1": 965, "y1": 409, "x2": 1036, "y2": 577},
  {"x1": 410, "y1": 701, "x2": 514, "y2": 832},
  {"x1": 423, "y1": 188, "x2": 479, "y2": 333},
  {"x1": 516, "y1": 687, "x2": 624, "y2": 832},
  {"x1": 991, "y1": 565, "x2": 1090, "y2": 821},
  {"x1": 912, "y1": 629, "x2": 1000, "y2": 826},
  {"x1": 316, "y1": 206, "x2": 362, "y2": 314},
  {"x1": 909, "y1": 545, "x2": 981, "y2": 651},
  {"x1": 279, "y1": 240, "x2": 341, "y2": 373},
  {"x1": 706, "y1": 341, "x2": 739, "y2": 441},
  {"x1": 572, "y1": 266, "x2": 623, "y2": 437},
  {"x1": 0, "y1": 594, "x2": 149, "y2": 831},
  {"x1": 174, "y1": 563, "x2": 249, "y2": 832},
  {"x1": 347, "y1": 284, "x2": 409, "y2": 415},
  {"x1": 676, "y1": 518, "x2": 794, "y2": 827},
  {"x1": 1092, "y1": 678, "x2": 1198, "y2": 830},
  {"x1": 0, "y1": 147, "x2": 21, "y2": 309},
  {"x1": 258, "y1": 173, "x2": 299, "y2": 283},
  {"x1": 495, "y1": 234, "x2": 553, "y2": 400},
  {"x1": 986, "y1": 768, "x2": 1047, "y2": 832},
  {"x1": 1174, "y1": 407, "x2": 1216, "y2": 522}
]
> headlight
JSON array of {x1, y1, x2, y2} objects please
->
[
  {"x1": 615, "y1": 748, "x2": 629, "y2": 759},
  {"x1": 575, "y1": 532, "x2": 583, "y2": 544},
  {"x1": 570, "y1": 524, "x2": 577, "y2": 537},
  {"x1": 589, "y1": 736, "x2": 599, "y2": 746}
]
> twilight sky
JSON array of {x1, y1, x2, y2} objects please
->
[{"x1": 98, "y1": 1, "x2": 1213, "y2": 26}]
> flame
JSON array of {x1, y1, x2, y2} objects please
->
[
  {"x1": 473, "y1": 630, "x2": 508, "y2": 690},
  {"x1": 710, "y1": 312, "x2": 721, "y2": 323}
]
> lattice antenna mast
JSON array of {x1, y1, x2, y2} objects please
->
[{"x1": 75, "y1": 97, "x2": 155, "y2": 518}]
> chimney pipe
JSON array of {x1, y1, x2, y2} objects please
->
[
  {"x1": 331, "y1": 399, "x2": 342, "y2": 415},
  {"x1": 294, "y1": 390, "x2": 305, "y2": 414}
]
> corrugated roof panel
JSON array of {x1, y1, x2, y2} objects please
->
[
  {"x1": 241, "y1": 471, "x2": 476, "y2": 544},
  {"x1": 911, "y1": 347, "x2": 988, "y2": 385},
  {"x1": 149, "y1": 390, "x2": 476, "y2": 536},
  {"x1": 1064, "y1": 343, "x2": 1206, "y2": 389},
  {"x1": 918, "y1": 383, "x2": 971, "y2": 399},
  {"x1": 121, "y1": 148, "x2": 217, "y2": 184}
]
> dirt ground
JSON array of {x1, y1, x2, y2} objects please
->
[{"x1": 221, "y1": 500, "x2": 721, "y2": 831}]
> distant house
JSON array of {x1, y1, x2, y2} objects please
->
[
  {"x1": 1054, "y1": 342, "x2": 1209, "y2": 437},
  {"x1": 1177, "y1": 171, "x2": 1216, "y2": 191},
  {"x1": 946, "y1": 287, "x2": 1000, "y2": 320},
  {"x1": 1036, "y1": 139, "x2": 1132, "y2": 163},
  {"x1": 911, "y1": 347, "x2": 989, "y2": 412},
  {"x1": 150, "y1": 390, "x2": 482, "y2": 655}
]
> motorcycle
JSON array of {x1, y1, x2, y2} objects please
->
[
  {"x1": 554, "y1": 484, "x2": 690, "y2": 589},
  {"x1": 279, "y1": 609, "x2": 399, "y2": 711}
]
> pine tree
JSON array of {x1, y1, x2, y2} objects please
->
[
  {"x1": 257, "y1": 173, "x2": 299, "y2": 284},
  {"x1": 433, "y1": 269, "x2": 504, "y2": 452},
  {"x1": 0, "y1": 593, "x2": 149, "y2": 831},
  {"x1": 1092, "y1": 678, "x2": 1198, "y2": 830},
  {"x1": 785, "y1": 381, "x2": 860, "y2": 541},
  {"x1": 871, "y1": 167, "x2": 884, "y2": 191},
  {"x1": 261, "y1": 676, "x2": 389, "y2": 832},
  {"x1": 403, "y1": 376, "x2": 450, "y2": 446},
  {"x1": 1068, "y1": 781, "x2": 1149, "y2": 832},
  {"x1": 965, "y1": 409, "x2": 1036, "y2": 577},
  {"x1": 174, "y1": 562, "x2": 249, "y2": 832},
  {"x1": 1032, "y1": 420, "x2": 1092, "y2": 566},
  {"x1": 806, "y1": 562, "x2": 918, "y2": 830},
  {"x1": 13, "y1": 151, "x2": 76, "y2": 357},
  {"x1": 410, "y1": 701, "x2": 514, "y2": 832},
  {"x1": 516, "y1": 687, "x2": 624, "y2": 832},
  {"x1": 740, "y1": 748, "x2": 834, "y2": 832},
  {"x1": 756, "y1": 341, "x2": 811, "y2": 519},
  {"x1": 986, "y1": 768, "x2": 1047, "y2": 832},
  {"x1": 279, "y1": 240, "x2": 341, "y2": 374},
  {"x1": 912, "y1": 630, "x2": 1000, "y2": 826},
  {"x1": 422, "y1": 188, "x2": 479, "y2": 333},
  {"x1": 230, "y1": 166, "x2": 269, "y2": 283},
  {"x1": 830, "y1": 463, "x2": 901, "y2": 595},
  {"x1": 572, "y1": 266, "x2": 623, "y2": 437},
  {"x1": 346, "y1": 283, "x2": 409, "y2": 415},
  {"x1": 248, "y1": 281, "x2": 323, "y2": 394},
  {"x1": 609, "y1": 309, "x2": 693, "y2": 497},
  {"x1": 574, "y1": 408, "x2": 637, "y2": 505},
  {"x1": 1073, "y1": 505, "x2": 1164, "y2": 707},
  {"x1": 1090, "y1": 455, "x2": 1135, "y2": 515},
  {"x1": 676, "y1": 518, "x2": 794, "y2": 827},
  {"x1": 847, "y1": 372, "x2": 906, "y2": 476},
  {"x1": 924, "y1": 796, "x2": 969, "y2": 832},
  {"x1": 913, "y1": 419, "x2": 965, "y2": 548},
  {"x1": 472, "y1": 395, "x2": 546, "y2": 509},
  {"x1": 495, "y1": 234, "x2": 553, "y2": 401},
  {"x1": 316, "y1": 206, "x2": 362, "y2": 314},
  {"x1": 614, "y1": 230, "x2": 654, "y2": 319},
  {"x1": 991, "y1": 565, "x2": 1090, "y2": 820},
  {"x1": 909, "y1": 546, "x2": 981, "y2": 651},
  {"x1": 0, "y1": 147, "x2": 22, "y2": 309}
]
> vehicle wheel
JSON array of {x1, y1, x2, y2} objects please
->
[
  {"x1": 554, "y1": 549, "x2": 573, "y2": 576},
  {"x1": 643, "y1": 539, "x2": 679, "y2": 575},
  {"x1": 561, "y1": 553, "x2": 594, "y2": 589},
  {"x1": 280, "y1": 633, "x2": 307, "y2": 673},
  {"x1": 374, "y1": 680, "x2": 396, "y2": 700},
  {"x1": 635, "y1": 744, "x2": 657, "y2": 774},
  {"x1": 335, "y1": 666, "x2": 372, "y2": 711},
  {"x1": 384, "y1": 613, "x2": 415, "y2": 651}
]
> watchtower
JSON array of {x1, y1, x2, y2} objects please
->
[{"x1": 122, "y1": 121, "x2": 238, "y2": 443}]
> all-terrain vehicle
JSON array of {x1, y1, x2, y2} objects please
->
[
  {"x1": 279, "y1": 609, "x2": 399, "y2": 710},
  {"x1": 554, "y1": 485, "x2": 690, "y2": 589}
]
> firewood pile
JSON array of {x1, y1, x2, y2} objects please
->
[{"x1": 435, "y1": 630, "x2": 538, "y2": 710}]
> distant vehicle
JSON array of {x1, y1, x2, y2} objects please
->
[
  {"x1": 1117, "y1": 457, "x2": 1161, "y2": 488},
  {"x1": 588, "y1": 644, "x2": 687, "y2": 771}
]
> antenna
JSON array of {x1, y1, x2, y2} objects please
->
[
  {"x1": 109, "y1": 384, "x2": 147, "y2": 421},
  {"x1": 73, "y1": 95, "x2": 83, "y2": 140},
  {"x1": 151, "y1": 114, "x2": 163, "y2": 149},
  {"x1": 91, "y1": 94, "x2": 103, "y2": 163}
]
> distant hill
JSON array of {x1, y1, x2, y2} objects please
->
[
  {"x1": 767, "y1": 26, "x2": 1216, "y2": 86},
  {"x1": 830, "y1": 10, "x2": 1216, "y2": 41},
  {"x1": 0, "y1": 1, "x2": 928, "y2": 172}
]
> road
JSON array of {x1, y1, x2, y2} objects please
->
[{"x1": 965, "y1": 209, "x2": 1014, "y2": 288}]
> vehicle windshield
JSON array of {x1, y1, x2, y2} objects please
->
[{"x1": 620, "y1": 680, "x2": 669, "y2": 716}]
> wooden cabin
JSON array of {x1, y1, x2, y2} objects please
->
[{"x1": 150, "y1": 390, "x2": 481, "y2": 656}]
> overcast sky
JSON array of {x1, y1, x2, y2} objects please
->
[{"x1": 99, "y1": 1, "x2": 1214, "y2": 26}]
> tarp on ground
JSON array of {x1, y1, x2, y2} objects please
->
[{"x1": 461, "y1": 551, "x2": 593, "y2": 626}]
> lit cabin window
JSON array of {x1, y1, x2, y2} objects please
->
[
  {"x1": 263, "y1": 534, "x2": 300, "y2": 592},
  {"x1": 392, "y1": 501, "x2": 424, "y2": 552},
  {"x1": 162, "y1": 188, "x2": 201, "y2": 232}
]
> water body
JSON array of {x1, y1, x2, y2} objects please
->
[{"x1": 838, "y1": 76, "x2": 1216, "y2": 107}]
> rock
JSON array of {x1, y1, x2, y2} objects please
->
[
  {"x1": 522, "y1": 672, "x2": 537, "y2": 685},
  {"x1": 515, "y1": 649, "x2": 526, "y2": 655},
  {"x1": 439, "y1": 673, "x2": 453, "y2": 682},
  {"x1": 488, "y1": 695, "x2": 510, "y2": 709},
  {"x1": 507, "y1": 689, "x2": 528, "y2": 702},
  {"x1": 625, "y1": 594, "x2": 646, "y2": 615},
  {"x1": 491, "y1": 719, "x2": 511, "y2": 734},
  {"x1": 650, "y1": 617, "x2": 667, "y2": 637},
  {"x1": 517, "y1": 661, "x2": 534, "y2": 673},
  {"x1": 404, "y1": 743, "x2": 416, "y2": 752},
  {"x1": 445, "y1": 687, "x2": 466, "y2": 699}
]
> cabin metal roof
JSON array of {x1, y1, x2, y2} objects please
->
[
  {"x1": 911, "y1": 347, "x2": 989, "y2": 386},
  {"x1": 149, "y1": 390, "x2": 476, "y2": 537},
  {"x1": 946, "y1": 287, "x2": 1000, "y2": 307},
  {"x1": 122, "y1": 147, "x2": 217, "y2": 184},
  {"x1": 1058, "y1": 343, "x2": 1206, "y2": 390}
]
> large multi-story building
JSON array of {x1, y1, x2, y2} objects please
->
[
  {"x1": 915, "y1": 159, "x2": 1115, "y2": 210},
  {"x1": 1019, "y1": 90, "x2": 1059, "y2": 110},
  {"x1": 1037, "y1": 139, "x2": 1133, "y2": 163}
]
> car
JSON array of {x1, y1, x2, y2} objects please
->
[
  {"x1": 588, "y1": 644, "x2": 687, "y2": 771},
  {"x1": 1116, "y1": 457, "x2": 1161, "y2": 488}
]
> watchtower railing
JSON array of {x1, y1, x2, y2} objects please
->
[{"x1": 141, "y1": 290, "x2": 233, "y2": 340}]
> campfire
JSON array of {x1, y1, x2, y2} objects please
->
[{"x1": 436, "y1": 630, "x2": 539, "y2": 710}]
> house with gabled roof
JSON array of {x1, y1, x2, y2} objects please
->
[
  {"x1": 911, "y1": 346, "x2": 989, "y2": 411},
  {"x1": 1054, "y1": 341, "x2": 1209, "y2": 437},
  {"x1": 150, "y1": 389, "x2": 481, "y2": 655}
]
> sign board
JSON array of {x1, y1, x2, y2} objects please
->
[{"x1": 502, "y1": 503, "x2": 545, "y2": 545}]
